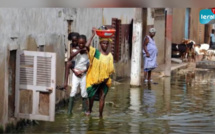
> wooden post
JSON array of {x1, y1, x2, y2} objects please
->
[
  {"x1": 130, "y1": 8, "x2": 143, "y2": 86},
  {"x1": 164, "y1": 8, "x2": 172, "y2": 77}
]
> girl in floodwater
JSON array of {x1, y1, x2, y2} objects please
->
[{"x1": 85, "y1": 27, "x2": 115, "y2": 118}]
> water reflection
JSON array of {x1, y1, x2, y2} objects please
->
[
  {"x1": 164, "y1": 78, "x2": 171, "y2": 111},
  {"x1": 129, "y1": 87, "x2": 141, "y2": 133},
  {"x1": 129, "y1": 87, "x2": 141, "y2": 114},
  {"x1": 166, "y1": 70, "x2": 215, "y2": 134},
  {"x1": 186, "y1": 71, "x2": 195, "y2": 86},
  {"x1": 87, "y1": 117, "x2": 105, "y2": 133},
  {"x1": 142, "y1": 83, "x2": 156, "y2": 114}
]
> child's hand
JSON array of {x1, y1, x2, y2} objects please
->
[
  {"x1": 104, "y1": 78, "x2": 109, "y2": 83},
  {"x1": 80, "y1": 48, "x2": 87, "y2": 53},
  {"x1": 92, "y1": 27, "x2": 97, "y2": 35},
  {"x1": 76, "y1": 70, "x2": 83, "y2": 77},
  {"x1": 74, "y1": 69, "x2": 82, "y2": 77}
]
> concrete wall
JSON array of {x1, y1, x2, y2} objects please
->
[
  {"x1": 102, "y1": 8, "x2": 134, "y2": 25},
  {"x1": 154, "y1": 9, "x2": 165, "y2": 65},
  {"x1": 172, "y1": 8, "x2": 186, "y2": 43},
  {"x1": 144, "y1": 8, "x2": 155, "y2": 37},
  {"x1": 0, "y1": 36, "x2": 8, "y2": 130},
  {"x1": 147, "y1": 8, "x2": 154, "y2": 26},
  {"x1": 190, "y1": 8, "x2": 205, "y2": 44},
  {"x1": 74, "y1": 8, "x2": 103, "y2": 49},
  {"x1": 0, "y1": 8, "x2": 71, "y2": 37}
]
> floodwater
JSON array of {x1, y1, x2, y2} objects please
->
[{"x1": 18, "y1": 69, "x2": 215, "y2": 134}]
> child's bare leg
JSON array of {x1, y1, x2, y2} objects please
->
[
  {"x1": 99, "y1": 88, "x2": 105, "y2": 118},
  {"x1": 148, "y1": 71, "x2": 152, "y2": 81},
  {"x1": 144, "y1": 71, "x2": 148, "y2": 80},
  {"x1": 88, "y1": 95, "x2": 95, "y2": 113}
]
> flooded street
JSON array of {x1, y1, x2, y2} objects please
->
[{"x1": 17, "y1": 69, "x2": 215, "y2": 134}]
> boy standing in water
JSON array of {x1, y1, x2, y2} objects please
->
[{"x1": 67, "y1": 35, "x2": 89, "y2": 114}]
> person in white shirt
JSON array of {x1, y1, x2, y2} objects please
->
[{"x1": 67, "y1": 35, "x2": 89, "y2": 114}]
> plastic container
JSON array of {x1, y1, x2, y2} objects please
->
[{"x1": 96, "y1": 29, "x2": 116, "y2": 38}]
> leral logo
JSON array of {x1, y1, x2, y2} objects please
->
[{"x1": 199, "y1": 8, "x2": 215, "y2": 24}]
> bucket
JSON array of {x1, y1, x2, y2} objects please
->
[{"x1": 96, "y1": 29, "x2": 116, "y2": 38}]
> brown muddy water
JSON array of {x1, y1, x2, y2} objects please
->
[{"x1": 16, "y1": 69, "x2": 215, "y2": 134}]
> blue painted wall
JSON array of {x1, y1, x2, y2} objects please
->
[{"x1": 185, "y1": 8, "x2": 190, "y2": 39}]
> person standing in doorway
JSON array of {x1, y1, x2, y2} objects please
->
[
  {"x1": 142, "y1": 28, "x2": 158, "y2": 82},
  {"x1": 210, "y1": 29, "x2": 215, "y2": 49}
]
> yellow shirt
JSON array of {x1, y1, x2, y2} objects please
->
[{"x1": 86, "y1": 46, "x2": 115, "y2": 88}]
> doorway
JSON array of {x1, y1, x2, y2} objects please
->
[{"x1": 8, "y1": 50, "x2": 16, "y2": 118}]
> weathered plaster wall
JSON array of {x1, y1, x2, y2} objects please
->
[
  {"x1": 102, "y1": 8, "x2": 134, "y2": 25},
  {"x1": 0, "y1": 8, "x2": 72, "y2": 37},
  {"x1": 147, "y1": 8, "x2": 154, "y2": 26},
  {"x1": 190, "y1": 8, "x2": 205, "y2": 44},
  {"x1": 172, "y1": 8, "x2": 186, "y2": 43},
  {"x1": 0, "y1": 35, "x2": 8, "y2": 130},
  {"x1": 154, "y1": 9, "x2": 165, "y2": 65}
]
